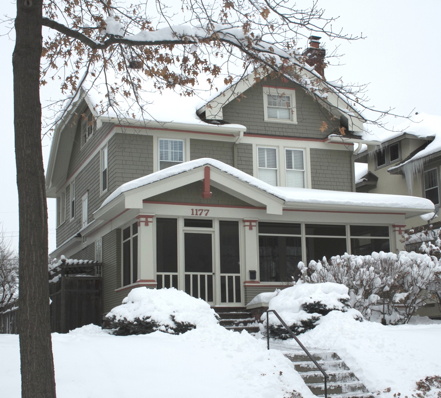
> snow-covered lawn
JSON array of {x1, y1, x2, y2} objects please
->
[
  {"x1": 2, "y1": 315, "x2": 441, "y2": 397},
  {"x1": 1, "y1": 286, "x2": 440, "y2": 397}
]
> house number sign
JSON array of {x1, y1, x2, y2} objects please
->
[{"x1": 190, "y1": 208, "x2": 210, "y2": 216}]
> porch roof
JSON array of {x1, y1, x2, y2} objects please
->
[{"x1": 94, "y1": 158, "x2": 434, "y2": 221}]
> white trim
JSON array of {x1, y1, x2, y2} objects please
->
[
  {"x1": 100, "y1": 145, "x2": 109, "y2": 195},
  {"x1": 81, "y1": 191, "x2": 89, "y2": 228},
  {"x1": 263, "y1": 86, "x2": 297, "y2": 124},
  {"x1": 69, "y1": 180, "x2": 76, "y2": 221}
]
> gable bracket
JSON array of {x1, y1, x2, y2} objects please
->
[{"x1": 202, "y1": 166, "x2": 212, "y2": 199}]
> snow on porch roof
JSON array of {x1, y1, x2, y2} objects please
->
[{"x1": 98, "y1": 158, "x2": 434, "y2": 217}]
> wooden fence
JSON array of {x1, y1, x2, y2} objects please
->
[{"x1": 0, "y1": 259, "x2": 102, "y2": 334}]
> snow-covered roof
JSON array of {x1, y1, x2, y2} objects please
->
[{"x1": 97, "y1": 158, "x2": 434, "y2": 218}]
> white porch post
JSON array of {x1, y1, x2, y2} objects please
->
[
  {"x1": 243, "y1": 219, "x2": 259, "y2": 281},
  {"x1": 136, "y1": 215, "x2": 156, "y2": 284}
]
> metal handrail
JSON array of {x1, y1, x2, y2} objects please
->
[{"x1": 265, "y1": 309, "x2": 328, "y2": 398}]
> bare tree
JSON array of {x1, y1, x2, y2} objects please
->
[
  {"x1": 12, "y1": 0, "x2": 382, "y2": 397},
  {"x1": 0, "y1": 229, "x2": 18, "y2": 310}
]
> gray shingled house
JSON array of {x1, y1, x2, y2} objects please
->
[{"x1": 46, "y1": 42, "x2": 433, "y2": 319}]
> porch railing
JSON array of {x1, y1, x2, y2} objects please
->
[
  {"x1": 156, "y1": 272, "x2": 179, "y2": 289},
  {"x1": 185, "y1": 272, "x2": 213, "y2": 302},
  {"x1": 265, "y1": 309, "x2": 328, "y2": 398},
  {"x1": 220, "y1": 274, "x2": 241, "y2": 303}
]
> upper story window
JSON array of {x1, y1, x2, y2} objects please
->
[
  {"x1": 69, "y1": 181, "x2": 75, "y2": 220},
  {"x1": 258, "y1": 147, "x2": 278, "y2": 185},
  {"x1": 159, "y1": 139, "x2": 184, "y2": 170},
  {"x1": 57, "y1": 190, "x2": 66, "y2": 226},
  {"x1": 81, "y1": 191, "x2": 89, "y2": 229},
  {"x1": 80, "y1": 107, "x2": 96, "y2": 146},
  {"x1": 376, "y1": 142, "x2": 400, "y2": 168},
  {"x1": 263, "y1": 86, "x2": 297, "y2": 124},
  {"x1": 100, "y1": 145, "x2": 108, "y2": 194},
  {"x1": 424, "y1": 168, "x2": 439, "y2": 205},
  {"x1": 285, "y1": 149, "x2": 305, "y2": 188},
  {"x1": 257, "y1": 146, "x2": 306, "y2": 187}
]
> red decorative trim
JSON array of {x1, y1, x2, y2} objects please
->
[
  {"x1": 202, "y1": 166, "x2": 212, "y2": 199},
  {"x1": 392, "y1": 224, "x2": 407, "y2": 234},
  {"x1": 136, "y1": 215, "x2": 155, "y2": 227},
  {"x1": 243, "y1": 281, "x2": 261, "y2": 285},
  {"x1": 243, "y1": 219, "x2": 258, "y2": 230}
]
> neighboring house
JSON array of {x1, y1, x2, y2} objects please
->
[
  {"x1": 46, "y1": 41, "x2": 433, "y2": 316},
  {"x1": 355, "y1": 113, "x2": 441, "y2": 229}
]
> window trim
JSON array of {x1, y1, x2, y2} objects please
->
[
  {"x1": 122, "y1": 222, "x2": 139, "y2": 286},
  {"x1": 255, "y1": 145, "x2": 308, "y2": 187},
  {"x1": 257, "y1": 146, "x2": 279, "y2": 185},
  {"x1": 57, "y1": 190, "x2": 67, "y2": 226},
  {"x1": 158, "y1": 138, "x2": 185, "y2": 170},
  {"x1": 285, "y1": 148, "x2": 305, "y2": 188},
  {"x1": 263, "y1": 86, "x2": 297, "y2": 124}
]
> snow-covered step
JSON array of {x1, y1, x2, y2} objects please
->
[
  {"x1": 214, "y1": 307, "x2": 260, "y2": 333},
  {"x1": 283, "y1": 349, "x2": 372, "y2": 397}
]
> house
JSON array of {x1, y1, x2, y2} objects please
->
[
  {"x1": 355, "y1": 113, "x2": 441, "y2": 229},
  {"x1": 46, "y1": 40, "x2": 434, "y2": 317}
]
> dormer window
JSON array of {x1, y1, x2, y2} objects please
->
[
  {"x1": 376, "y1": 142, "x2": 400, "y2": 168},
  {"x1": 263, "y1": 86, "x2": 297, "y2": 124},
  {"x1": 80, "y1": 108, "x2": 96, "y2": 145}
]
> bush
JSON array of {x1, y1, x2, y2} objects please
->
[
  {"x1": 298, "y1": 251, "x2": 441, "y2": 324},
  {"x1": 103, "y1": 287, "x2": 218, "y2": 336},
  {"x1": 261, "y1": 282, "x2": 361, "y2": 339}
]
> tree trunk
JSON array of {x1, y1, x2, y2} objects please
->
[{"x1": 13, "y1": 0, "x2": 57, "y2": 397}]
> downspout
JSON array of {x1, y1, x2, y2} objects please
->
[{"x1": 233, "y1": 130, "x2": 245, "y2": 168}]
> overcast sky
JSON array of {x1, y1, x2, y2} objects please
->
[{"x1": 1, "y1": 0, "x2": 441, "y2": 253}]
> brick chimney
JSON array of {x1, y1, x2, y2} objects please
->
[{"x1": 302, "y1": 36, "x2": 326, "y2": 78}]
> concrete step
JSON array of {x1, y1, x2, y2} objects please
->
[
  {"x1": 214, "y1": 307, "x2": 260, "y2": 333},
  {"x1": 284, "y1": 349, "x2": 372, "y2": 397}
]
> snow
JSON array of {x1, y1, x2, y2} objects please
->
[
  {"x1": 1, "y1": 286, "x2": 440, "y2": 397},
  {"x1": 354, "y1": 161, "x2": 368, "y2": 183},
  {"x1": 100, "y1": 158, "x2": 434, "y2": 213},
  {"x1": 106, "y1": 287, "x2": 218, "y2": 329}
]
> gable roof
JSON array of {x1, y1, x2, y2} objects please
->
[
  {"x1": 197, "y1": 67, "x2": 366, "y2": 132},
  {"x1": 94, "y1": 158, "x2": 434, "y2": 222}
]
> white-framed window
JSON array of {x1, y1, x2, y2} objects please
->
[
  {"x1": 258, "y1": 147, "x2": 278, "y2": 185},
  {"x1": 80, "y1": 108, "x2": 96, "y2": 146},
  {"x1": 57, "y1": 190, "x2": 67, "y2": 226},
  {"x1": 81, "y1": 192, "x2": 88, "y2": 228},
  {"x1": 100, "y1": 145, "x2": 108, "y2": 193},
  {"x1": 69, "y1": 181, "x2": 75, "y2": 220},
  {"x1": 424, "y1": 168, "x2": 439, "y2": 205},
  {"x1": 263, "y1": 86, "x2": 297, "y2": 124},
  {"x1": 159, "y1": 138, "x2": 184, "y2": 170},
  {"x1": 285, "y1": 149, "x2": 305, "y2": 188}
]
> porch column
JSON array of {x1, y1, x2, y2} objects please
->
[
  {"x1": 136, "y1": 215, "x2": 156, "y2": 283},
  {"x1": 243, "y1": 219, "x2": 259, "y2": 282}
]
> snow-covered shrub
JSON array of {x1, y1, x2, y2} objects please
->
[
  {"x1": 104, "y1": 287, "x2": 218, "y2": 335},
  {"x1": 261, "y1": 282, "x2": 362, "y2": 339},
  {"x1": 299, "y1": 251, "x2": 441, "y2": 324}
]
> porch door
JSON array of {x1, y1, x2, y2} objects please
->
[{"x1": 184, "y1": 232, "x2": 214, "y2": 303}]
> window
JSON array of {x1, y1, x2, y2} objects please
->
[
  {"x1": 80, "y1": 108, "x2": 95, "y2": 145},
  {"x1": 258, "y1": 147, "x2": 278, "y2": 185},
  {"x1": 100, "y1": 145, "x2": 108, "y2": 193},
  {"x1": 69, "y1": 181, "x2": 75, "y2": 220},
  {"x1": 286, "y1": 149, "x2": 305, "y2": 188},
  {"x1": 81, "y1": 192, "x2": 88, "y2": 228},
  {"x1": 57, "y1": 190, "x2": 66, "y2": 226},
  {"x1": 159, "y1": 139, "x2": 184, "y2": 170},
  {"x1": 95, "y1": 238, "x2": 102, "y2": 263},
  {"x1": 305, "y1": 224, "x2": 347, "y2": 264},
  {"x1": 263, "y1": 87, "x2": 297, "y2": 123},
  {"x1": 258, "y1": 222, "x2": 302, "y2": 282},
  {"x1": 350, "y1": 225, "x2": 390, "y2": 255},
  {"x1": 122, "y1": 223, "x2": 138, "y2": 286},
  {"x1": 156, "y1": 218, "x2": 178, "y2": 289},
  {"x1": 376, "y1": 142, "x2": 400, "y2": 168},
  {"x1": 424, "y1": 168, "x2": 439, "y2": 204}
]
